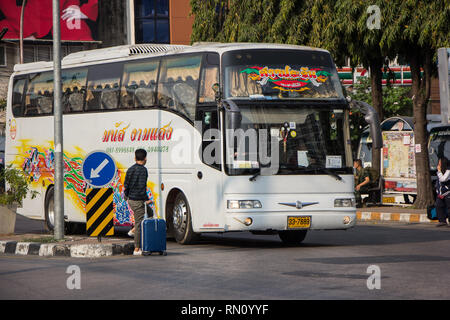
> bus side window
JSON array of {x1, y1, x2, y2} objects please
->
[
  {"x1": 85, "y1": 63, "x2": 123, "y2": 111},
  {"x1": 121, "y1": 60, "x2": 158, "y2": 109},
  {"x1": 199, "y1": 53, "x2": 220, "y2": 103},
  {"x1": 12, "y1": 78, "x2": 26, "y2": 117},
  {"x1": 158, "y1": 55, "x2": 202, "y2": 121},
  {"x1": 200, "y1": 109, "x2": 221, "y2": 170},
  {"x1": 25, "y1": 72, "x2": 54, "y2": 116},
  {"x1": 62, "y1": 67, "x2": 87, "y2": 113}
]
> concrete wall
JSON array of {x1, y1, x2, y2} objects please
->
[{"x1": 0, "y1": 43, "x2": 18, "y2": 100}]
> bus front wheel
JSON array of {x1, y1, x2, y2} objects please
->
[
  {"x1": 278, "y1": 230, "x2": 308, "y2": 246},
  {"x1": 172, "y1": 193, "x2": 199, "y2": 245}
]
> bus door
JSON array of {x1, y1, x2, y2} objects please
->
[{"x1": 194, "y1": 107, "x2": 225, "y2": 231}]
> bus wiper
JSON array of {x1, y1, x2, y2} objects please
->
[
  {"x1": 249, "y1": 160, "x2": 273, "y2": 182},
  {"x1": 249, "y1": 170, "x2": 260, "y2": 182},
  {"x1": 249, "y1": 160, "x2": 262, "y2": 182},
  {"x1": 311, "y1": 167, "x2": 343, "y2": 181},
  {"x1": 292, "y1": 166, "x2": 343, "y2": 181}
]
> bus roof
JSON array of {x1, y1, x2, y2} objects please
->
[{"x1": 13, "y1": 42, "x2": 330, "y2": 74}]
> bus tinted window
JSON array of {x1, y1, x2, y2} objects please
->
[
  {"x1": 62, "y1": 68, "x2": 87, "y2": 113},
  {"x1": 25, "y1": 72, "x2": 53, "y2": 116},
  {"x1": 158, "y1": 55, "x2": 201, "y2": 120},
  {"x1": 86, "y1": 63, "x2": 123, "y2": 111},
  {"x1": 121, "y1": 60, "x2": 159, "y2": 109},
  {"x1": 199, "y1": 53, "x2": 219, "y2": 103},
  {"x1": 223, "y1": 49, "x2": 344, "y2": 100},
  {"x1": 12, "y1": 78, "x2": 26, "y2": 117}
]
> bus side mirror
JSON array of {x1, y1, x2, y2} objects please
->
[
  {"x1": 222, "y1": 99, "x2": 242, "y2": 130},
  {"x1": 212, "y1": 83, "x2": 221, "y2": 103},
  {"x1": 347, "y1": 97, "x2": 382, "y2": 149}
]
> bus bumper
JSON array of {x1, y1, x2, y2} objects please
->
[{"x1": 224, "y1": 210, "x2": 357, "y2": 232}]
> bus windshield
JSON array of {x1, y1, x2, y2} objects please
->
[
  {"x1": 225, "y1": 103, "x2": 352, "y2": 176},
  {"x1": 223, "y1": 49, "x2": 344, "y2": 100}
]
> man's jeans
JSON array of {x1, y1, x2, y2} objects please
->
[{"x1": 128, "y1": 200, "x2": 146, "y2": 249}]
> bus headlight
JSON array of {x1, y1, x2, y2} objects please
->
[
  {"x1": 227, "y1": 200, "x2": 262, "y2": 209},
  {"x1": 334, "y1": 199, "x2": 355, "y2": 207}
]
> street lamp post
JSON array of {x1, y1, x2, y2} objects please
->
[
  {"x1": 52, "y1": 0, "x2": 64, "y2": 240},
  {"x1": 19, "y1": 0, "x2": 27, "y2": 64}
]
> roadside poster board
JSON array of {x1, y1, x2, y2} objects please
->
[
  {"x1": 381, "y1": 131, "x2": 417, "y2": 194},
  {"x1": 0, "y1": 0, "x2": 98, "y2": 42}
]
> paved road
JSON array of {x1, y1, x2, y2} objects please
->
[{"x1": 1, "y1": 220, "x2": 450, "y2": 300}]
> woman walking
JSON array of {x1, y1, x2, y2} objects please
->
[{"x1": 435, "y1": 157, "x2": 450, "y2": 227}]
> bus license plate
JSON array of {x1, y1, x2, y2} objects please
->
[
  {"x1": 383, "y1": 197, "x2": 395, "y2": 204},
  {"x1": 287, "y1": 216, "x2": 311, "y2": 229}
]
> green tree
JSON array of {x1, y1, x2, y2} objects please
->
[
  {"x1": 305, "y1": 0, "x2": 389, "y2": 177},
  {"x1": 0, "y1": 166, "x2": 38, "y2": 207},
  {"x1": 381, "y1": 0, "x2": 450, "y2": 208},
  {"x1": 346, "y1": 77, "x2": 413, "y2": 153}
]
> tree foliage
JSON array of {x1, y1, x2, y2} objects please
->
[
  {"x1": 190, "y1": 0, "x2": 450, "y2": 208},
  {"x1": 0, "y1": 166, "x2": 38, "y2": 207}
]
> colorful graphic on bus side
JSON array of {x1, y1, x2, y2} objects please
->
[{"x1": 11, "y1": 142, "x2": 158, "y2": 227}]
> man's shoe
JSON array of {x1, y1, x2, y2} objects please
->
[
  {"x1": 436, "y1": 222, "x2": 448, "y2": 227},
  {"x1": 133, "y1": 249, "x2": 142, "y2": 256},
  {"x1": 128, "y1": 229, "x2": 134, "y2": 237}
]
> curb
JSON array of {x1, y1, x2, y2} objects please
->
[
  {"x1": 356, "y1": 211, "x2": 434, "y2": 223},
  {"x1": 0, "y1": 240, "x2": 135, "y2": 258}
]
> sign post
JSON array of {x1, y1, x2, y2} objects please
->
[
  {"x1": 81, "y1": 151, "x2": 117, "y2": 240},
  {"x1": 438, "y1": 48, "x2": 450, "y2": 124}
]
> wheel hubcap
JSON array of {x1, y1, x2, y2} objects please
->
[
  {"x1": 173, "y1": 199, "x2": 187, "y2": 233},
  {"x1": 48, "y1": 198, "x2": 55, "y2": 228}
]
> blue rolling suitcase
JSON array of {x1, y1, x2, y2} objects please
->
[{"x1": 141, "y1": 204, "x2": 167, "y2": 256}]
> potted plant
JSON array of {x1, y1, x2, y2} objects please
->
[{"x1": 0, "y1": 165, "x2": 38, "y2": 235}]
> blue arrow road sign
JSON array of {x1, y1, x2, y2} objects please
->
[{"x1": 81, "y1": 151, "x2": 117, "y2": 188}]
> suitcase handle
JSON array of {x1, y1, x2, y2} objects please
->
[{"x1": 145, "y1": 201, "x2": 159, "y2": 219}]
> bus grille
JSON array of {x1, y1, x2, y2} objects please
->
[{"x1": 129, "y1": 44, "x2": 188, "y2": 55}]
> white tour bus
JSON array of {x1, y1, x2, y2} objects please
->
[{"x1": 6, "y1": 43, "x2": 376, "y2": 245}]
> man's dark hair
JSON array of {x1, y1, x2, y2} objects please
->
[
  {"x1": 354, "y1": 159, "x2": 363, "y2": 167},
  {"x1": 135, "y1": 149, "x2": 147, "y2": 161}
]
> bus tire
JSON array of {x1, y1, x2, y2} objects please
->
[
  {"x1": 172, "y1": 192, "x2": 199, "y2": 245},
  {"x1": 45, "y1": 187, "x2": 80, "y2": 234},
  {"x1": 278, "y1": 230, "x2": 308, "y2": 246},
  {"x1": 44, "y1": 187, "x2": 55, "y2": 232}
]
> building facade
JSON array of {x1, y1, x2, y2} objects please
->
[{"x1": 0, "y1": 0, "x2": 194, "y2": 100}]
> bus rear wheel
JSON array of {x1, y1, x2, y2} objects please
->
[
  {"x1": 172, "y1": 193, "x2": 199, "y2": 245},
  {"x1": 44, "y1": 187, "x2": 81, "y2": 234},
  {"x1": 44, "y1": 187, "x2": 55, "y2": 232},
  {"x1": 278, "y1": 230, "x2": 308, "y2": 246}
]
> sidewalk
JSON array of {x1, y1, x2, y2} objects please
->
[
  {"x1": 0, "y1": 214, "x2": 136, "y2": 258},
  {"x1": 0, "y1": 233, "x2": 135, "y2": 258},
  {"x1": 356, "y1": 205, "x2": 432, "y2": 224}
]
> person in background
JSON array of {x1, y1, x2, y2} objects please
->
[
  {"x1": 354, "y1": 159, "x2": 371, "y2": 207},
  {"x1": 435, "y1": 157, "x2": 450, "y2": 227}
]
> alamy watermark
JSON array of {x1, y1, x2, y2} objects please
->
[
  {"x1": 366, "y1": 265, "x2": 381, "y2": 290},
  {"x1": 366, "y1": 5, "x2": 381, "y2": 30},
  {"x1": 62, "y1": 5, "x2": 88, "y2": 30},
  {"x1": 66, "y1": 265, "x2": 81, "y2": 290}
]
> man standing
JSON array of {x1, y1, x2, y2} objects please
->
[
  {"x1": 354, "y1": 159, "x2": 371, "y2": 207},
  {"x1": 124, "y1": 149, "x2": 151, "y2": 256}
]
